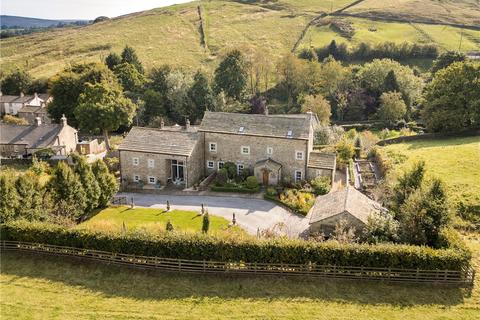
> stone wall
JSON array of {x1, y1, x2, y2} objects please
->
[
  {"x1": 203, "y1": 132, "x2": 309, "y2": 182},
  {"x1": 309, "y1": 211, "x2": 366, "y2": 236}
]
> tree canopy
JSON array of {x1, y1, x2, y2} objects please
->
[
  {"x1": 0, "y1": 69, "x2": 33, "y2": 95},
  {"x1": 214, "y1": 50, "x2": 247, "y2": 101}
]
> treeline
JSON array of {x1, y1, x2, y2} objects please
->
[
  {"x1": 0, "y1": 22, "x2": 89, "y2": 39},
  {"x1": 299, "y1": 40, "x2": 439, "y2": 62},
  {"x1": 0, "y1": 156, "x2": 117, "y2": 225}
]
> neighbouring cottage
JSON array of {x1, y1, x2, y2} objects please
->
[
  {"x1": 1, "y1": 92, "x2": 52, "y2": 124},
  {"x1": 119, "y1": 111, "x2": 336, "y2": 190},
  {"x1": 0, "y1": 115, "x2": 78, "y2": 158},
  {"x1": 309, "y1": 187, "x2": 386, "y2": 237}
]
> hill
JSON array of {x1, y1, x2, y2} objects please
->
[
  {"x1": 0, "y1": 15, "x2": 87, "y2": 28},
  {"x1": 0, "y1": 0, "x2": 479, "y2": 79}
]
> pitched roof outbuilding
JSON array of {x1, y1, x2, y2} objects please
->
[
  {"x1": 0, "y1": 123, "x2": 63, "y2": 149},
  {"x1": 118, "y1": 126, "x2": 199, "y2": 156},
  {"x1": 309, "y1": 187, "x2": 385, "y2": 225},
  {"x1": 199, "y1": 111, "x2": 317, "y2": 140},
  {"x1": 308, "y1": 152, "x2": 336, "y2": 170}
]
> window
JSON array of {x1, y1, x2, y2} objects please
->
[
  {"x1": 237, "y1": 164, "x2": 244, "y2": 175},
  {"x1": 267, "y1": 147, "x2": 273, "y2": 155},
  {"x1": 294, "y1": 170, "x2": 303, "y2": 182},
  {"x1": 209, "y1": 142, "x2": 217, "y2": 152},
  {"x1": 148, "y1": 159, "x2": 155, "y2": 168},
  {"x1": 148, "y1": 176, "x2": 156, "y2": 184},
  {"x1": 295, "y1": 151, "x2": 304, "y2": 160},
  {"x1": 218, "y1": 161, "x2": 225, "y2": 169},
  {"x1": 132, "y1": 157, "x2": 139, "y2": 166},
  {"x1": 238, "y1": 126, "x2": 245, "y2": 133},
  {"x1": 171, "y1": 160, "x2": 185, "y2": 182},
  {"x1": 133, "y1": 175, "x2": 140, "y2": 182},
  {"x1": 241, "y1": 146, "x2": 250, "y2": 155},
  {"x1": 287, "y1": 130, "x2": 293, "y2": 138},
  {"x1": 207, "y1": 161, "x2": 215, "y2": 169}
]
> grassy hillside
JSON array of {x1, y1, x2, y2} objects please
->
[
  {"x1": 0, "y1": 0, "x2": 479, "y2": 79},
  {"x1": 1, "y1": 233, "x2": 479, "y2": 319}
]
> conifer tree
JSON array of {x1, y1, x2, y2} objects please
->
[
  {"x1": 0, "y1": 174, "x2": 19, "y2": 222},
  {"x1": 74, "y1": 156, "x2": 101, "y2": 212},
  {"x1": 202, "y1": 211, "x2": 210, "y2": 233},
  {"x1": 121, "y1": 45, "x2": 144, "y2": 74},
  {"x1": 92, "y1": 160, "x2": 118, "y2": 207}
]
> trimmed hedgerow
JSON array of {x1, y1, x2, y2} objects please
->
[
  {"x1": 0, "y1": 221, "x2": 471, "y2": 270},
  {"x1": 210, "y1": 185, "x2": 260, "y2": 193}
]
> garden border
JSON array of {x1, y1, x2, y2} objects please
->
[{"x1": 1, "y1": 241, "x2": 474, "y2": 286}]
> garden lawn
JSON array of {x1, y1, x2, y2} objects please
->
[
  {"x1": 1, "y1": 233, "x2": 479, "y2": 319},
  {"x1": 78, "y1": 206, "x2": 241, "y2": 234},
  {"x1": 381, "y1": 136, "x2": 480, "y2": 209}
]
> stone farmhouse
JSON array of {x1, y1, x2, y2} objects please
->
[
  {"x1": 0, "y1": 115, "x2": 78, "y2": 158},
  {"x1": 119, "y1": 111, "x2": 336, "y2": 189},
  {"x1": 309, "y1": 187, "x2": 386, "y2": 237},
  {"x1": 0, "y1": 92, "x2": 52, "y2": 124}
]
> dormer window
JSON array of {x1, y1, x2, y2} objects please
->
[
  {"x1": 287, "y1": 130, "x2": 293, "y2": 138},
  {"x1": 239, "y1": 126, "x2": 245, "y2": 133}
]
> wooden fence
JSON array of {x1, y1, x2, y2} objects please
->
[{"x1": 1, "y1": 241, "x2": 475, "y2": 286}]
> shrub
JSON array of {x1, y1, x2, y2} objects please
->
[
  {"x1": 310, "y1": 176, "x2": 331, "y2": 196},
  {"x1": 2, "y1": 114, "x2": 28, "y2": 125},
  {"x1": 245, "y1": 176, "x2": 259, "y2": 189},
  {"x1": 265, "y1": 187, "x2": 277, "y2": 197},
  {"x1": 214, "y1": 168, "x2": 228, "y2": 186},
  {"x1": 279, "y1": 189, "x2": 315, "y2": 216},
  {"x1": 224, "y1": 162, "x2": 237, "y2": 179},
  {"x1": 336, "y1": 139, "x2": 355, "y2": 165},
  {"x1": 0, "y1": 220, "x2": 471, "y2": 270},
  {"x1": 202, "y1": 212, "x2": 210, "y2": 233},
  {"x1": 211, "y1": 185, "x2": 260, "y2": 194}
]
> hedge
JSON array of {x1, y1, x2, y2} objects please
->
[
  {"x1": 210, "y1": 185, "x2": 260, "y2": 194},
  {"x1": 0, "y1": 221, "x2": 471, "y2": 270}
]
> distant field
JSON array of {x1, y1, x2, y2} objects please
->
[
  {"x1": 1, "y1": 233, "x2": 479, "y2": 319},
  {"x1": 344, "y1": 0, "x2": 480, "y2": 27},
  {"x1": 1, "y1": 0, "x2": 479, "y2": 79},
  {"x1": 381, "y1": 136, "x2": 480, "y2": 210}
]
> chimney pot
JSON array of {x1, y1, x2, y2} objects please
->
[
  {"x1": 35, "y1": 117, "x2": 42, "y2": 126},
  {"x1": 61, "y1": 114, "x2": 67, "y2": 126},
  {"x1": 264, "y1": 106, "x2": 269, "y2": 116},
  {"x1": 20, "y1": 92, "x2": 25, "y2": 97},
  {"x1": 185, "y1": 118, "x2": 190, "y2": 131},
  {"x1": 160, "y1": 117, "x2": 165, "y2": 129}
]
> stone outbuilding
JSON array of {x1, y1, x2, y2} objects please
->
[
  {"x1": 307, "y1": 151, "x2": 336, "y2": 183},
  {"x1": 309, "y1": 187, "x2": 385, "y2": 237}
]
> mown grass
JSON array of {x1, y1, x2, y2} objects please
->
[
  {"x1": 78, "y1": 206, "x2": 245, "y2": 235},
  {"x1": 381, "y1": 136, "x2": 480, "y2": 210},
  {"x1": 1, "y1": 232, "x2": 478, "y2": 319}
]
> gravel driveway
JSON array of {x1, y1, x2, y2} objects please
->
[{"x1": 118, "y1": 192, "x2": 310, "y2": 238}]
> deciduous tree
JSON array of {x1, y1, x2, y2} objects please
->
[
  {"x1": 214, "y1": 50, "x2": 247, "y2": 101},
  {"x1": 301, "y1": 94, "x2": 331, "y2": 124},
  {"x1": 1, "y1": 68, "x2": 32, "y2": 95},
  {"x1": 377, "y1": 91, "x2": 407, "y2": 123}
]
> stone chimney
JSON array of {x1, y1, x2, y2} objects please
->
[
  {"x1": 20, "y1": 92, "x2": 24, "y2": 97},
  {"x1": 185, "y1": 118, "x2": 190, "y2": 131},
  {"x1": 61, "y1": 114, "x2": 67, "y2": 127},
  {"x1": 0, "y1": 91, "x2": 3, "y2": 97},
  {"x1": 160, "y1": 117, "x2": 165, "y2": 129},
  {"x1": 35, "y1": 117, "x2": 42, "y2": 126},
  {"x1": 264, "y1": 105, "x2": 269, "y2": 116}
]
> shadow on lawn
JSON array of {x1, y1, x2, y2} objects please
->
[{"x1": 2, "y1": 251, "x2": 473, "y2": 307}]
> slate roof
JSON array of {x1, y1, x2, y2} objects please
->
[
  {"x1": 309, "y1": 187, "x2": 384, "y2": 225},
  {"x1": 0, "y1": 95, "x2": 19, "y2": 103},
  {"x1": 18, "y1": 106, "x2": 44, "y2": 113},
  {"x1": 118, "y1": 126, "x2": 199, "y2": 156},
  {"x1": 12, "y1": 95, "x2": 33, "y2": 103},
  {"x1": 0, "y1": 123, "x2": 63, "y2": 149},
  {"x1": 308, "y1": 152, "x2": 336, "y2": 170},
  {"x1": 199, "y1": 111, "x2": 317, "y2": 140}
]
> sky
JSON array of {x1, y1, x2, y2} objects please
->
[{"x1": 1, "y1": 0, "x2": 192, "y2": 20}]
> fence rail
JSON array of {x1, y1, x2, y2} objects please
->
[{"x1": 1, "y1": 241, "x2": 474, "y2": 286}]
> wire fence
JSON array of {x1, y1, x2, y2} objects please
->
[{"x1": 1, "y1": 241, "x2": 474, "y2": 286}]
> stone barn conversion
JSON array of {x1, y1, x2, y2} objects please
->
[{"x1": 309, "y1": 187, "x2": 385, "y2": 237}]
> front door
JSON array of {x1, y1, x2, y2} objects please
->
[{"x1": 262, "y1": 170, "x2": 269, "y2": 186}]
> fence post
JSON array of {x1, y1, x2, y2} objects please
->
[
  {"x1": 203, "y1": 260, "x2": 206, "y2": 273},
  {"x1": 178, "y1": 259, "x2": 181, "y2": 271}
]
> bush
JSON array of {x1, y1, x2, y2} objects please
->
[
  {"x1": 245, "y1": 176, "x2": 259, "y2": 189},
  {"x1": 223, "y1": 162, "x2": 237, "y2": 179},
  {"x1": 279, "y1": 189, "x2": 315, "y2": 216},
  {"x1": 0, "y1": 220, "x2": 471, "y2": 270},
  {"x1": 310, "y1": 176, "x2": 331, "y2": 196},
  {"x1": 214, "y1": 168, "x2": 228, "y2": 186},
  {"x1": 265, "y1": 187, "x2": 277, "y2": 197}
]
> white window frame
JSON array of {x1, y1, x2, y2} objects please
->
[
  {"x1": 209, "y1": 142, "x2": 217, "y2": 152},
  {"x1": 147, "y1": 176, "x2": 156, "y2": 184},
  {"x1": 132, "y1": 157, "x2": 139, "y2": 166},
  {"x1": 207, "y1": 161, "x2": 215, "y2": 169},
  {"x1": 267, "y1": 146, "x2": 273, "y2": 155},
  {"x1": 148, "y1": 159, "x2": 155, "y2": 168},
  {"x1": 133, "y1": 174, "x2": 140, "y2": 182},
  {"x1": 295, "y1": 151, "x2": 304, "y2": 161},
  {"x1": 237, "y1": 164, "x2": 244, "y2": 175},
  {"x1": 294, "y1": 170, "x2": 303, "y2": 182},
  {"x1": 241, "y1": 146, "x2": 250, "y2": 155},
  {"x1": 218, "y1": 161, "x2": 225, "y2": 170}
]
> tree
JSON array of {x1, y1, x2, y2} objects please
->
[
  {"x1": 431, "y1": 51, "x2": 466, "y2": 74},
  {"x1": 121, "y1": 45, "x2": 144, "y2": 74},
  {"x1": 113, "y1": 62, "x2": 145, "y2": 93},
  {"x1": 363, "y1": 212, "x2": 399, "y2": 244},
  {"x1": 187, "y1": 70, "x2": 214, "y2": 123},
  {"x1": 392, "y1": 161, "x2": 425, "y2": 213},
  {"x1": 74, "y1": 80, "x2": 137, "y2": 149},
  {"x1": 331, "y1": 219, "x2": 356, "y2": 243},
  {"x1": 377, "y1": 91, "x2": 407, "y2": 123},
  {"x1": 15, "y1": 172, "x2": 45, "y2": 221},
  {"x1": 1, "y1": 69, "x2": 32, "y2": 95},
  {"x1": 166, "y1": 220, "x2": 174, "y2": 231},
  {"x1": 421, "y1": 61, "x2": 480, "y2": 133},
  {"x1": 91, "y1": 160, "x2": 118, "y2": 208},
  {"x1": 214, "y1": 50, "x2": 247, "y2": 101},
  {"x1": 105, "y1": 52, "x2": 122, "y2": 70},
  {"x1": 276, "y1": 53, "x2": 306, "y2": 107},
  {"x1": 336, "y1": 139, "x2": 355, "y2": 164},
  {"x1": 383, "y1": 70, "x2": 400, "y2": 92},
  {"x1": 141, "y1": 89, "x2": 165, "y2": 125},
  {"x1": 48, "y1": 161, "x2": 87, "y2": 219},
  {"x1": 73, "y1": 156, "x2": 101, "y2": 213},
  {"x1": 2, "y1": 114, "x2": 28, "y2": 125},
  {"x1": 300, "y1": 94, "x2": 331, "y2": 124},
  {"x1": 0, "y1": 174, "x2": 19, "y2": 222},
  {"x1": 202, "y1": 211, "x2": 210, "y2": 233},
  {"x1": 250, "y1": 95, "x2": 267, "y2": 114},
  {"x1": 48, "y1": 63, "x2": 117, "y2": 127},
  {"x1": 149, "y1": 65, "x2": 172, "y2": 93}
]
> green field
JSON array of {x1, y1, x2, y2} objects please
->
[
  {"x1": 1, "y1": 233, "x2": 478, "y2": 319},
  {"x1": 78, "y1": 206, "x2": 243, "y2": 235},
  {"x1": 1, "y1": 0, "x2": 478, "y2": 79},
  {"x1": 381, "y1": 136, "x2": 480, "y2": 210}
]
